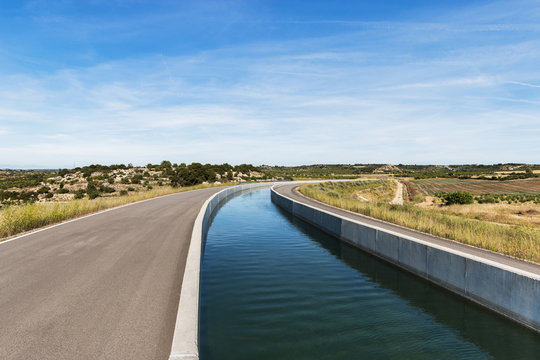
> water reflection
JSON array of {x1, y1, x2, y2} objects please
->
[
  {"x1": 282, "y1": 208, "x2": 540, "y2": 359},
  {"x1": 200, "y1": 189, "x2": 540, "y2": 360}
]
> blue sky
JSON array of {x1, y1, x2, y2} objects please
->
[{"x1": 1, "y1": 0, "x2": 539, "y2": 168}]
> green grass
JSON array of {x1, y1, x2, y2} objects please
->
[
  {"x1": 298, "y1": 183, "x2": 540, "y2": 263},
  {"x1": 0, "y1": 183, "x2": 231, "y2": 240}
]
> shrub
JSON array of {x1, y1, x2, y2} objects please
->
[
  {"x1": 127, "y1": 187, "x2": 135, "y2": 191},
  {"x1": 327, "y1": 191, "x2": 340, "y2": 198},
  {"x1": 86, "y1": 183, "x2": 100, "y2": 200},
  {"x1": 477, "y1": 196, "x2": 498, "y2": 204},
  {"x1": 442, "y1": 191, "x2": 474, "y2": 205},
  {"x1": 74, "y1": 189, "x2": 85, "y2": 199},
  {"x1": 131, "y1": 174, "x2": 143, "y2": 184},
  {"x1": 99, "y1": 185, "x2": 116, "y2": 194},
  {"x1": 37, "y1": 186, "x2": 50, "y2": 194},
  {"x1": 120, "y1": 190, "x2": 128, "y2": 196}
]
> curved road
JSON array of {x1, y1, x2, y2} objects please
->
[
  {"x1": 274, "y1": 183, "x2": 540, "y2": 276},
  {"x1": 0, "y1": 187, "x2": 224, "y2": 360}
]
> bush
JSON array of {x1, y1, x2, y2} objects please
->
[
  {"x1": 327, "y1": 191, "x2": 340, "y2": 198},
  {"x1": 442, "y1": 191, "x2": 474, "y2": 205},
  {"x1": 127, "y1": 187, "x2": 135, "y2": 192},
  {"x1": 477, "y1": 196, "x2": 498, "y2": 204},
  {"x1": 74, "y1": 189, "x2": 85, "y2": 199},
  {"x1": 131, "y1": 174, "x2": 143, "y2": 184},
  {"x1": 86, "y1": 183, "x2": 100, "y2": 200},
  {"x1": 37, "y1": 186, "x2": 50, "y2": 194},
  {"x1": 120, "y1": 190, "x2": 128, "y2": 196},
  {"x1": 99, "y1": 185, "x2": 116, "y2": 194}
]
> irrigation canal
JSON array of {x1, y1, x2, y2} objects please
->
[{"x1": 199, "y1": 188, "x2": 540, "y2": 359}]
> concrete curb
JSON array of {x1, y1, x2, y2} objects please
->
[
  {"x1": 168, "y1": 182, "x2": 274, "y2": 360},
  {"x1": 271, "y1": 184, "x2": 540, "y2": 334}
]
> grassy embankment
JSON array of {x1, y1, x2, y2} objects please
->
[
  {"x1": 298, "y1": 181, "x2": 540, "y2": 263},
  {"x1": 0, "y1": 183, "x2": 230, "y2": 240}
]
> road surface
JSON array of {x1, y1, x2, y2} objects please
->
[
  {"x1": 0, "y1": 187, "x2": 224, "y2": 360},
  {"x1": 274, "y1": 183, "x2": 540, "y2": 276}
]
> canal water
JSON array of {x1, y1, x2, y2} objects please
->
[{"x1": 199, "y1": 189, "x2": 540, "y2": 359}]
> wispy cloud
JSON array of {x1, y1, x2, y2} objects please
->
[
  {"x1": 1, "y1": 0, "x2": 540, "y2": 168},
  {"x1": 506, "y1": 81, "x2": 540, "y2": 88}
]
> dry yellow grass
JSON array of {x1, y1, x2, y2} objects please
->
[
  {"x1": 0, "y1": 184, "x2": 230, "y2": 240},
  {"x1": 298, "y1": 184, "x2": 540, "y2": 263},
  {"x1": 428, "y1": 202, "x2": 540, "y2": 227}
]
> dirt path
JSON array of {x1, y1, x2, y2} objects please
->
[{"x1": 390, "y1": 180, "x2": 404, "y2": 205}]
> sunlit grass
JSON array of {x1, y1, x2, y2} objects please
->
[
  {"x1": 0, "y1": 184, "x2": 231, "y2": 240},
  {"x1": 298, "y1": 183, "x2": 540, "y2": 263}
]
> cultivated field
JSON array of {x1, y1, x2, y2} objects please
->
[
  {"x1": 412, "y1": 178, "x2": 540, "y2": 195},
  {"x1": 299, "y1": 182, "x2": 540, "y2": 263}
]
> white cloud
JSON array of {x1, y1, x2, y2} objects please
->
[
  {"x1": 506, "y1": 81, "x2": 540, "y2": 88},
  {"x1": 2, "y1": 1, "x2": 540, "y2": 167}
]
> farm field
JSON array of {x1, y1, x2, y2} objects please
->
[
  {"x1": 412, "y1": 178, "x2": 540, "y2": 195},
  {"x1": 299, "y1": 181, "x2": 540, "y2": 263}
]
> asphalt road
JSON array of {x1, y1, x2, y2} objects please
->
[
  {"x1": 274, "y1": 183, "x2": 540, "y2": 276},
  {"x1": 0, "y1": 187, "x2": 224, "y2": 360}
]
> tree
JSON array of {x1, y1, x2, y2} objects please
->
[
  {"x1": 160, "y1": 160, "x2": 172, "y2": 170},
  {"x1": 86, "y1": 182, "x2": 100, "y2": 199}
]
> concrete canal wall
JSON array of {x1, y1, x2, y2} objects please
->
[
  {"x1": 271, "y1": 186, "x2": 540, "y2": 334},
  {"x1": 169, "y1": 182, "x2": 273, "y2": 360}
]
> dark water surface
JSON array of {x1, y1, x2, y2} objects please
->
[{"x1": 200, "y1": 189, "x2": 540, "y2": 359}]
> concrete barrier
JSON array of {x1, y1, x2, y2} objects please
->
[
  {"x1": 271, "y1": 186, "x2": 540, "y2": 333},
  {"x1": 169, "y1": 182, "x2": 274, "y2": 360}
]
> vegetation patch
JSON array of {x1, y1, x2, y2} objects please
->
[
  {"x1": 304, "y1": 180, "x2": 396, "y2": 203},
  {"x1": 0, "y1": 184, "x2": 230, "y2": 240},
  {"x1": 298, "y1": 183, "x2": 540, "y2": 263},
  {"x1": 438, "y1": 191, "x2": 474, "y2": 205}
]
